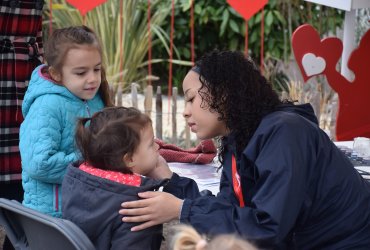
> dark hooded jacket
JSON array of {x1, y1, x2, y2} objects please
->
[
  {"x1": 62, "y1": 163, "x2": 166, "y2": 250},
  {"x1": 166, "y1": 104, "x2": 370, "y2": 249}
]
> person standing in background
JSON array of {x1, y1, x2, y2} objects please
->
[
  {"x1": 19, "y1": 25, "x2": 111, "y2": 218},
  {"x1": 0, "y1": 0, "x2": 44, "y2": 249}
]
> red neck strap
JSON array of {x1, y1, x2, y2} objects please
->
[{"x1": 232, "y1": 154, "x2": 245, "y2": 207}]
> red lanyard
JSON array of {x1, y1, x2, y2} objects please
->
[{"x1": 232, "y1": 154, "x2": 245, "y2": 207}]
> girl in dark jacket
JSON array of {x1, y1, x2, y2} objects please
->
[
  {"x1": 62, "y1": 106, "x2": 181, "y2": 250},
  {"x1": 119, "y1": 50, "x2": 370, "y2": 249}
]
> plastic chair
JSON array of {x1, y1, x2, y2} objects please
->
[{"x1": 0, "y1": 198, "x2": 95, "y2": 250}]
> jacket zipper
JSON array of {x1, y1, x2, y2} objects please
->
[
  {"x1": 84, "y1": 101, "x2": 91, "y2": 117},
  {"x1": 55, "y1": 185, "x2": 59, "y2": 211}
]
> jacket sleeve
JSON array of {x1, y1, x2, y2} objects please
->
[
  {"x1": 180, "y1": 124, "x2": 313, "y2": 247},
  {"x1": 163, "y1": 173, "x2": 201, "y2": 199},
  {"x1": 20, "y1": 101, "x2": 77, "y2": 184}
]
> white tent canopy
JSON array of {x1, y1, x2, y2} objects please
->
[{"x1": 304, "y1": 0, "x2": 369, "y2": 11}]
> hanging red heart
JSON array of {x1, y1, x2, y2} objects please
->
[
  {"x1": 292, "y1": 24, "x2": 342, "y2": 82},
  {"x1": 227, "y1": 0, "x2": 268, "y2": 20},
  {"x1": 66, "y1": 0, "x2": 108, "y2": 16}
]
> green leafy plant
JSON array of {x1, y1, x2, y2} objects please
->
[
  {"x1": 152, "y1": 0, "x2": 344, "y2": 92},
  {"x1": 44, "y1": 0, "x2": 345, "y2": 96}
]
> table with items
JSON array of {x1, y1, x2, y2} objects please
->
[
  {"x1": 169, "y1": 140, "x2": 370, "y2": 195},
  {"x1": 334, "y1": 140, "x2": 370, "y2": 181}
]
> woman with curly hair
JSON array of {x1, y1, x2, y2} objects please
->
[{"x1": 120, "y1": 50, "x2": 370, "y2": 249}]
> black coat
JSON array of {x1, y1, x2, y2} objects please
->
[
  {"x1": 167, "y1": 104, "x2": 370, "y2": 249},
  {"x1": 62, "y1": 164, "x2": 165, "y2": 250}
]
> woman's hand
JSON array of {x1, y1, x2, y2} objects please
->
[
  {"x1": 146, "y1": 155, "x2": 173, "y2": 180},
  {"x1": 119, "y1": 191, "x2": 183, "y2": 231}
]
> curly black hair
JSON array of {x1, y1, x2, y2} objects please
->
[{"x1": 196, "y1": 50, "x2": 282, "y2": 162}]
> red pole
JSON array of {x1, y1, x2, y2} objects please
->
[
  {"x1": 167, "y1": 0, "x2": 175, "y2": 119},
  {"x1": 244, "y1": 20, "x2": 248, "y2": 56},
  {"x1": 190, "y1": 0, "x2": 195, "y2": 65},
  {"x1": 260, "y1": 8, "x2": 265, "y2": 73},
  {"x1": 147, "y1": 0, "x2": 152, "y2": 85},
  {"x1": 119, "y1": 0, "x2": 124, "y2": 83},
  {"x1": 49, "y1": 0, "x2": 53, "y2": 35}
]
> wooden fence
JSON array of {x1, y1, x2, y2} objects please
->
[
  {"x1": 113, "y1": 84, "x2": 192, "y2": 148},
  {"x1": 114, "y1": 82, "x2": 338, "y2": 145}
]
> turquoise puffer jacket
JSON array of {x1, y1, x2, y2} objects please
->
[{"x1": 20, "y1": 65, "x2": 104, "y2": 217}]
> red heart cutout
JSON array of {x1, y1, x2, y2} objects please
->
[
  {"x1": 227, "y1": 0, "x2": 268, "y2": 20},
  {"x1": 66, "y1": 0, "x2": 108, "y2": 16},
  {"x1": 292, "y1": 24, "x2": 342, "y2": 82}
]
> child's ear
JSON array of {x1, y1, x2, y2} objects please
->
[
  {"x1": 123, "y1": 153, "x2": 135, "y2": 170},
  {"x1": 48, "y1": 66, "x2": 62, "y2": 82}
]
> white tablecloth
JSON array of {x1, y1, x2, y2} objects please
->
[{"x1": 168, "y1": 162, "x2": 220, "y2": 195}]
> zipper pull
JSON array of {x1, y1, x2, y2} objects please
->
[{"x1": 84, "y1": 101, "x2": 91, "y2": 117}]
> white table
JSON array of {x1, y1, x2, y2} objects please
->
[
  {"x1": 168, "y1": 162, "x2": 220, "y2": 195},
  {"x1": 333, "y1": 140, "x2": 354, "y2": 148},
  {"x1": 334, "y1": 141, "x2": 370, "y2": 180}
]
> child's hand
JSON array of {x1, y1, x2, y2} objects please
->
[
  {"x1": 120, "y1": 191, "x2": 183, "y2": 231},
  {"x1": 146, "y1": 155, "x2": 173, "y2": 180}
]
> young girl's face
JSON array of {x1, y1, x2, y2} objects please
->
[
  {"x1": 182, "y1": 70, "x2": 227, "y2": 139},
  {"x1": 130, "y1": 124, "x2": 160, "y2": 176},
  {"x1": 56, "y1": 45, "x2": 102, "y2": 100}
]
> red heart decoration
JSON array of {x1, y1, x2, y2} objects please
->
[
  {"x1": 227, "y1": 0, "x2": 268, "y2": 20},
  {"x1": 292, "y1": 24, "x2": 342, "y2": 82},
  {"x1": 292, "y1": 25, "x2": 370, "y2": 141},
  {"x1": 66, "y1": 0, "x2": 108, "y2": 16}
]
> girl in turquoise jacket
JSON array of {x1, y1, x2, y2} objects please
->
[{"x1": 20, "y1": 26, "x2": 112, "y2": 217}]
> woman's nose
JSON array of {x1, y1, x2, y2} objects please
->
[{"x1": 183, "y1": 103, "x2": 190, "y2": 118}]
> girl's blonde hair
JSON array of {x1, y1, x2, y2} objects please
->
[
  {"x1": 44, "y1": 25, "x2": 112, "y2": 106},
  {"x1": 170, "y1": 225, "x2": 257, "y2": 250}
]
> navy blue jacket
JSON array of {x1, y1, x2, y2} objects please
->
[
  {"x1": 62, "y1": 164, "x2": 165, "y2": 250},
  {"x1": 167, "y1": 104, "x2": 370, "y2": 249}
]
